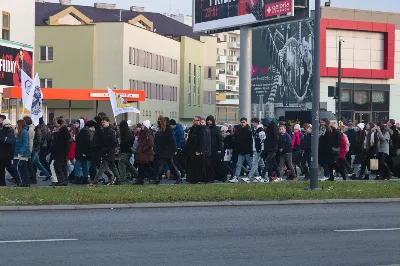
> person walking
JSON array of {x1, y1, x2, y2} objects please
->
[
  {"x1": 277, "y1": 125, "x2": 297, "y2": 181},
  {"x1": 134, "y1": 120, "x2": 155, "y2": 185},
  {"x1": 23, "y1": 116, "x2": 36, "y2": 184},
  {"x1": 0, "y1": 119, "x2": 16, "y2": 186},
  {"x1": 118, "y1": 120, "x2": 137, "y2": 184},
  {"x1": 12, "y1": 120, "x2": 31, "y2": 187},
  {"x1": 51, "y1": 118, "x2": 71, "y2": 186},
  {"x1": 246, "y1": 118, "x2": 266, "y2": 183},
  {"x1": 31, "y1": 119, "x2": 51, "y2": 181},
  {"x1": 74, "y1": 119, "x2": 92, "y2": 184},
  {"x1": 230, "y1": 117, "x2": 253, "y2": 183},
  {"x1": 185, "y1": 116, "x2": 206, "y2": 184},
  {"x1": 93, "y1": 117, "x2": 120, "y2": 185},
  {"x1": 169, "y1": 119, "x2": 186, "y2": 178},
  {"x1": 206, "y1": 115, "x2": 224, "y2": 182},
  {"x1": 301, "y1": 123, "x2": 312, "y2": 181},
  {"x1": 261, "y1": 118, "x2": 280, "y2": 181},
  {"x1": 376, "y1": 122, "x2": 392, "y2": 180}
]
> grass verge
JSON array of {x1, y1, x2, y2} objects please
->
[{"x1": 0, "y1": 181, "x2": 400, "y2": 206}]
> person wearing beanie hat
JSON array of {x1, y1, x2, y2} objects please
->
[
  {"x1": 134, "y1": 119, "x2": 155, "y2": 185},
  {"x1": 169, "y1": 119, "x2": 177, "y2": 126},
  {"x1": 2, "y1": 119, "x2": 11, "y2": 126},
  {"x1": 357, "y1": 123, "x2": 365, "y2": 131},
  {"x1": 345, "y1": 121, "x2": 357, "y2": 170},
  {"x1": 294, "y1": 124, "x2": 301, "y2": 131},
  {"x1": 205, "y1": 115, "x2": 224, "y2": 182}
]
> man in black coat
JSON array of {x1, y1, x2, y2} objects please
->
[
  {"x1": 0, "y1": 119, "x2": 16, "y2": 186},
  {"x1": 387, "y1": 119, "x2": 398, "y2": 172},
  {"x1": 261, "y1": 118, "x2": 280, "y2": 180},
  {"x1": 51, "y1": 118, "x2": 71, "y2": 186},
  {"x1": 93, "y1": 117, "x2": 120, "y2": 185},
  {"x1": 185, "y1": 116, "x2": 206, "y2": 184},
  {"x1": 229, "y1": 117, "x2": 253, "y2": 183},
  {"x1": 74, "y1": 121, "x2": 92, "y2": 184},
  {"x1": 205, "y1": 115, "x2": 224, "y2": 182}
]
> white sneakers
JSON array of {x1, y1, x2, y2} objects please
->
[
  {"x1": 319, "y1": 176, "x2": 329, "y2": 181},
  {"x1": 229, "y1": 177, "x2": 239, "y2": 183},
  {"x1": 229, "y1": 176, "x2": 270, "y2": 183},
  {"x1": 241, "y1": 177, "x2": 251, "y2": 183}
]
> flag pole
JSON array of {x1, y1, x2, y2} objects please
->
[{"x1": 114, "y1": 116, "x2": 118, "y2": 125}]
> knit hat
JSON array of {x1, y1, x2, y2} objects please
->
[
  {"x1": 2, "y1": 119, "x2": 11, "y2": 126},
  {"x1": 357, "y1": 123, "x2": 365, "y2": 131},
  {"x1": 294, "y1": 124, "x2": 301, "y2": 131},
  {"x1": 169, "y1": 119, "x2": 177, "y2": 126},
  {"x1": 143, "y1": 120, "x2": 151, "y2": 129}
]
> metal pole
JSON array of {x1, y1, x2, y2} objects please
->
[
  {"x1": 337, "y1": 38, "x2": 342, "y2": 124},
  {"x1": 95, "y1": 100, "x2": 99, "y2": 115},
  {"x1": 68, "y1": 100, "x2": 72, "y2": 123},
  {"x1": 239, "y1": 26, "x2": 252, "y2": 120},
  {"x1": 16, "y1": 99, "x2": 20, "y2": 120},
  {"x1": 308, "y1": 0, "x2": 321, "y2": 190}
]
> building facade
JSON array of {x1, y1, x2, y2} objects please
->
[
  {"x1": 319, "y1": 7, "x2": 400, "y2": 124},
  {"x1": 0, "y1": 0, "x2": 35, "y2": 120},
  {"x1": 34, "y1": 1, "x2": 216, "y2": 125}
]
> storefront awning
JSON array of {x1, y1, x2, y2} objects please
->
[{"x1": 2, "y1": 87, "x2": 146, "y2": 102}]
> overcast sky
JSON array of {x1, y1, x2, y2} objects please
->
[{"x1": 48, "y1": 0, "x2": 400, "y2": 15}]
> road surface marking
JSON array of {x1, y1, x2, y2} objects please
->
[
  {"x1": 335, "y1": 228, "x2": 400, "y2": 232},
  {"x1": 0, "y1": 239, "x2": 78, "y2": 244}
]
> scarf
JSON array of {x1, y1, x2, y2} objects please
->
[
  {"x1": 370, "y1": 132, "x2": 375, "y2": 147},
  {"x1": 319, "y1": 126, "x2": 327, "y2": 136},
  {"x1": 292, "y1": 131, "x2": 301, "y2": 149}
]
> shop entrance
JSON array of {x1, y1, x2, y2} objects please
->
[{"x1": 354, "y1": 112, "x2": 370, "y2": 125}]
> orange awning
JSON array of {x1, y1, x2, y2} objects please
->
[{"x1": 2, "y1": 87, "x2": 146, "y2": 102}]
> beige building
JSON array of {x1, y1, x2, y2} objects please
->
[{"x1": 35, "y1": 1, "x2": 216, "y2": 125}]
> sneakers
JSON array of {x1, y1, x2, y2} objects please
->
[
  {"x1": 319, "y1": 176, "x2": 329, "y2": 181},
  {"x1": 241, "y1": 177, "x2": 251, "y2": 184},
  {"x1": 229, "y1": 177, "x2": 239, "y2": 183},
  {"x1": 273, "y1": 177, "x2": 283, "y2": 182},
  {"x1": 253, "y1": 176, "x2": 265, "y2": 183}
]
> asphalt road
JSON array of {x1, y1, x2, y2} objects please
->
[{"x1": 1, "y1": 204, "x2": 400, "y2": 265}]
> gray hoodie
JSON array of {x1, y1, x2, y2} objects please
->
[{"x1": 377, "y1": 127, "x2": 392, "y2": 155}]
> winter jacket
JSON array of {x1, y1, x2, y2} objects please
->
[
  {"x1": 51, "y1": 125, "x2": 71, "y2": 158},
  {"x1": 120, "y1": 123, "x2": 134, "y2": 154},
  {"x1": 389, "y1": 125, "x2": 398, "y2": 154},
  {"x1": 203, "y1": 126, "x2": 212, "y2": 157},
  {"x1": 302, "y1": 132, "x2": 311, "y2": 151},
  {"x1": 155, "y1": 127, "x2": 177, "y2": 159},
  {"x1": 135, "y1": 128, "x2": 154, "y2": 164},
  {"x1": 377, "y1": 127, "x2": 391, "y2": 155},
  {"x1": 33, "y1": 125, "x2": 42, "y2": 152},
  {"x1": 345, "y1": 129, "x2": 357, "y2": 154},
  {"x1": 99, "y1": 125, "x2": 118, "y2": 162},
  {"x1": 252, "y1": 125, "x2": 265, "y2": 153},
  {"x1": 339, "y1": 134, "x2": 348, "y2": 159},
  {"x1": 279, "y1": 132, "x2": 292, "y2": 154},
  {"x1": 292, "y1": 131, "x2": 302, "y2": 152},
  {"x1": 14, "y1": 126, "x2": 31, "y2": 158},
  {"x1": 234, "y1": 125, "x2": 253, "y2": 155},
  {"x1": 185, "y1": 125, "x2": 206, "y2": 157},
  {"x1": 330, "y1": 128, "x2": 342, "y2": 155},
  {"x1": 264, "y1": 122, "x2": 279, "y2": 152},
  {"x1": 0, "y1": 126, "x2": 15, "y2": 160},
  {"x1": 353, "y1": 130, "x2": 365, "y2": 154},
  {"x1": 75, "y1": 127, "x2": 92, "y2": 161},
  {"x1": 174, "y1": 124, "x2": 185, "y2": 150},
  {"x1": 206, "y1": 116, "x2": 223, "y2": 153},
  {"x1": 223, "y1": 131, "x2": 234, "y2": 150}
]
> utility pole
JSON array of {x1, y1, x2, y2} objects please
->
[
  {"x1": 308, "y1": 0, "x2": 321, "y2": 190},
  {"x1": 337, "y1": 37, "x2": 343, "y2": 124}
]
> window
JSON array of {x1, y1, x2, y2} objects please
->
[
  {"x1": 208, "y1": 67, "x2": 212, "y2": 79},
  {"x1": 149, "y1": 53, "x2": 152, "y2": 69},
  {"x1": 156, "y1": 55, "x2": 159, "y2": 70},
  {"x1": 161, "y1": 57, "x2": 164, "y2": 71},
  {"x1": 207, "y1": 92, "x2": 212, "y2": 104},
  {"x1": 188, "y1": 63, "x2": 191, "y2": 105},
  {"x1": 129, "y1": 47, "x2": 132, "y2": 64},
  {"x1": 2, "y1": 12, "x2": 10, "y2": 41},
  {"x1": 40, "y1": 78, "x2": 53, "y2": 88},
  {"x1": 40, "y1": 46, "x2": 53, "y2": 61},
  {"x1": 193, "y1": 64, "x2": 196, "y2": 106}
]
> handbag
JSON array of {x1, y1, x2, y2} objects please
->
[{"x1": 370, "y1": 158, "x2": 379, "y2": 171}]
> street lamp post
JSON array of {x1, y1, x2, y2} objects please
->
[
  {"x1": 337, "y1": 37, "x2": 344, "y2": 123},
  {"x1": 308, "y1": 0, "x2": 321, "y2": 190}
]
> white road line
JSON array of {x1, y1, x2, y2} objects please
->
[
  {"x1": 0, "y1": 239, "x2": 78, "y2": 244},
  {"x1": 335, "y1": 228, "x2": 400, "y2": 232}
]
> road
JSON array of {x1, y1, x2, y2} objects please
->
[{"x1": 1, "y1": 204, "x2": 400, "y2": 265}]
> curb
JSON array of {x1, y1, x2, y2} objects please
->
[{"x1": 0, "y1": 198, "x2": 400, "y2": 211}]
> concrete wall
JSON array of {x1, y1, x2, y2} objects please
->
[{"x1": 121, "y1": 22, "x2": 181, "y2": 124}]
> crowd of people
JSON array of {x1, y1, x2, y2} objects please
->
[{"x1": 0, "y1": 113, "x2": 399, "y2": 187}]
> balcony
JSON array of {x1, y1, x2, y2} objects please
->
[
  {"x1": 226, "y1": 70, "x2": 238, "y2": 77},
  {"x1": 217, "y1": 84, "x2": 225, "y2": 90},
  {"x1": 228, "y1": 41, "x2": 240, "y2": 49},
  {"x1": 227, "y1": 85, "x2": 238, "y2": 91},
  {"x1": 227, "y1": 56, "x2": 237, "y2": 62},
  {"x1": 217, "y1": 55, "x2": 227, "y2": 63}
]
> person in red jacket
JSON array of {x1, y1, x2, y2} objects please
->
[{"x1": 338, "y1": 128, "x2": 354, "y2": 180}]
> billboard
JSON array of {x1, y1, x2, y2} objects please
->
[
  {"x1": 193, "y1": 0, "x2": 294, "y2": 33},
  {"x1": 0, "y1": 41, "x2": 33, "y2": 87},
  {"x1": 251, "y1": 19, "x2": 314, "y2": 117}
]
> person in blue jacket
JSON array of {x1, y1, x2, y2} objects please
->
[
  {"x1": 169, "y1": 119, "x2": 186, "y2": 178},
  {"x1": 12, "y1": 120, "x2": 31, "y2": 187}
]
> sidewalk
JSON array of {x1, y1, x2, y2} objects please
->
[{"x1": 1, "y1": 198, "x2": 400, "y2": 212}]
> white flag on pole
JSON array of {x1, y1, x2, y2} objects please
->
[
  {"x1": 21, "y1": 70, "x2": 33, "y2": 111},
  {"x1": 108, "y1": 88, "x2": 140, "y2": 117},
  {"x1": 29, "y1": 73, "x2": 43, "y2": 126}
]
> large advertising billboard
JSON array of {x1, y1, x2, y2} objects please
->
[
  {"x1": 193, "y1": 0, "x2": 294, "y2": 32},
  {"x1": 0, "y1": 40, "x2": 33, "y2": 87},
  {"x1": 251, "y1": 19, "x2": 314, "y2": 117}
]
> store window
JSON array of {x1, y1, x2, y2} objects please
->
[
  {"x1": 2, "y1": 12, "x2": 10, "y2": 40},
  {"x1": 354, "y1": 90, "x2": 370, "y2": 111}
]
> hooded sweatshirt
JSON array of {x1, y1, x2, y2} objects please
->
[
  {"x1": 206, "y1": 115, "x2": 223, "y2": 153},
  {"x1": 252, "y1": 124, "x2": 265, "y2": 153}
]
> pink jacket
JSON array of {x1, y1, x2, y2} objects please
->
[{"x1": 339, "y1": 134, "x2": 347, "y2": 159}]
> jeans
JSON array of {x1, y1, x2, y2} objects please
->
[
  {"x1": 278, "y1": 153, "x2": 296, "y2": 179},
  {"x1": 118, "y1": 153, "x2": 137, "y2": 183},
  {"x1": 248, "y1": 152, "x2": 262, "y2": 178},
  {"x1": 32, "y1": 151, "x2": 50, "y2": 178},
  {"x1": 0, "y1": 158, "x2": 15, "y2": 186},
  {"x1": 74, "y1": 159, "x2": 91, "y2": 180},
  {"x1": 13, "y1": 159, "x2": 30, "y2": 185},
  {"x1": 54, "y1": 157, "x2": 68, "y2": 183},
  {"x1": 154, "y1": 157, "x2": 180, "y2": 181},
  {"x1": 95, "y1": 160, "x2": 120, "y2": 183},
  {"x1": 235, "y1": 154, "x2": 252, "y2": 177},
  {"x1": 262, "y1": 151, "x2": 279, "y2": 178}
]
